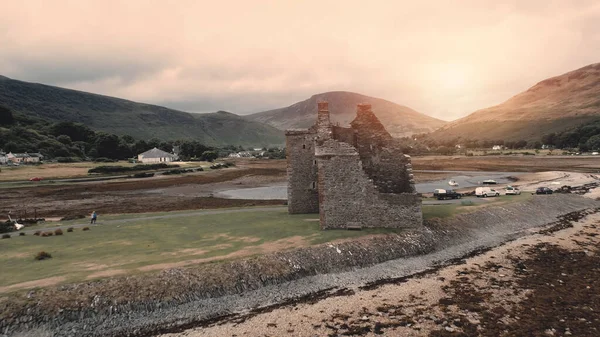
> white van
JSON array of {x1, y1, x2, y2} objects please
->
[{"x1": 476, "y1": 187, "x2": 499, "y2": 197}]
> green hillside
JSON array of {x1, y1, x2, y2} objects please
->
[{"x1": 0, "y1": 76, "x2": 283, "y2": 146}]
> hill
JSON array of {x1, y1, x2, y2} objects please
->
[
  {"x1": 247, "y1": 91, "x2": 445, "y2": 138},
  {"x1": 431, "y1": 63, "x2": 600, "y2": 142},
  {"x1": 0, "y1": 76, "x2": 283, "y2": 146}
]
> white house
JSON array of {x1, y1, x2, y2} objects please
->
[
  {"x1": 492, "y1": 145, "x2": 504, "y2": 150},
  {"x1": 26, "y1": 153, "x2": 43, "y2": 163},
  {"x1": 137, "y1": 147, "x2": 176, "y2": 163},
  {"x1": 0, "y1": 152, "x2": 7, "y2": 164},
  {"x1": 7, "y1": 152, "x2": 30, "y2": 163}
]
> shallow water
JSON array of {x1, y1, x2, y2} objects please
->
[{"x1": 217, "y1": 171, "x2": 520, "y2": 200}]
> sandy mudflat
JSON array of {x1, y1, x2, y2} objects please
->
[{"x1": 165, "y1": 207, "x2": 600, "y2": 337}]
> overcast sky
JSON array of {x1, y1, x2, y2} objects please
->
[{"x1": 1, "y1": 0, "x2": 599, "y2": 120}]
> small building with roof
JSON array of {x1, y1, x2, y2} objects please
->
[
  {"x1": 137, "y1": 147, "x2": 176, "y2": 163},
  {"x1": 7, "y1": 152, "x2": 30, "y2": 163}
]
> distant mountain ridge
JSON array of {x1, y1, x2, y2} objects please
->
[
  {"x1": 431, "y1": 63, "x2": 600, "y2": 141},
  {"x1": 0, "y1": 76, "x2": 284, "y2": 146},
  {"x1": 247, "y1": 91, "x2": 446, "y2": 138}
]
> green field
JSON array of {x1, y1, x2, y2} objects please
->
[
  {"x1": 0, "y1": 195, "x2": 529, "y2": 293},
  {"x1": 0, "y1": 208, "x2": 398, "y2": 293},
  {"x1": 422, "y1": 194, "x2": 532, "y2": 220}
]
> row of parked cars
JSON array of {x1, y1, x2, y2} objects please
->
[{"x1": 433, "y1": 185, "x2": 554, "y2": 200}]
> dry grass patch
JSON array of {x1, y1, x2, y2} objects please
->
[
  {"x1": 0, "y1": 276, "x2": 67, "y2": 294},
  {"x1": 86, "y1": 269, "x2": 127, "y2": 279}
]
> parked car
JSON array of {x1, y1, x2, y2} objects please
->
[
  {"x1": 536, "y1": 187, "x2": 553, "y2": 195},
  {"x1": 433, "y1": 189, "x2": 462, "y2": 200},
  {"x1": 476, "y1": 187, "x2": 500, "y2": 197},
  {"x1": 505, "y1": 186, "x2": 521, "y2": 195},
  {"x1": 29, "y1": 177, "x2": 43, "y2": 181}
]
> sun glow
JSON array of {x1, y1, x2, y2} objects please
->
[
  {"x1": 424, "y1": 63, "x2": 473, "y2": 97},
  {"x1": 439, "y1": 66, "x2": 468, "y2": 91}
]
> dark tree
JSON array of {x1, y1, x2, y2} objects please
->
[{"x1": 0, "y1": 106, "x2": 14, "y2": 125}]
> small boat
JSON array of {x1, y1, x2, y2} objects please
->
[
  {"x1": 448, "y1": 180, "x2": 459, "y2": 186},
  {"x1": 482, "y1": 179, "x2": 497, "y2": 185}
]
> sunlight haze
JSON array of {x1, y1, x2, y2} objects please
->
[{"x1": 1, "y1": 0, "x2": 599, "y2": 120}]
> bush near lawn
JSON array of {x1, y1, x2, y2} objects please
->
[
  {"x1": 1, "y1": 234, "x2": 10, "y2": 239},
  {"x1": 34, "y1": 251, "x2": 52, "y2": 261},
  {"x1": 132, "y1": 172, "x2": 155, "y2": 178},
  {"x1": 88, "y1": 163, "x2": 179, "y2": 174},
  {"x1": 162, "y1": 168, "x2": 195, "y2": 175},
  {"x1": 210, "y1": 162, "x2": 234, "y2": 169},
  {"x1": 54, "y1": 229, "x2": 63, "y2": 236}
]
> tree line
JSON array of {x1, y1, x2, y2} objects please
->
[{"x1": 0, "y1": 106, "x2": 242, "y2": 162}]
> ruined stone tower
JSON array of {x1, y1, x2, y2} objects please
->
[{"x1": 286, "y1": 102, "x2": 422, "y2": 229}]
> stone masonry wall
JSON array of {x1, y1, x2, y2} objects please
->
[
  {"x1": 286, "y1": 129, "x2": 319, "y2": 214},
  {"x1": 350, "y1": 104, "x2": 415, "y2": 193},
  {"x1": 287, "y1": 101, "x2": 421, "y2": 228},
  {"x1": 316, "y1": 139, "x2": 422, "y2": 229}
]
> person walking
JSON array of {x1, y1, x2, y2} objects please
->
[{"x1": 90, "y1": 211, "x2": 97, "y2": 224}]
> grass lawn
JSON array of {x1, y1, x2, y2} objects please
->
[
  {"x1": 0, "y1": 194, "x2": 531, "y2": 293},
  {"x1": 0, "y1": 208, "x2": 397, "y2": 293},
  {"x1": 423, "y1": 194, "x2": 533, "y2": 220}
]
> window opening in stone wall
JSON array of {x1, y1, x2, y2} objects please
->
[
  {"x1": 312, "y1": 182, "x2": 316, "y2": 189},
  {"x1": 303, "y1": 144, "x2": 306, "y2": 149}
]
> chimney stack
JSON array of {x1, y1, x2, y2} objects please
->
[{"x1": 357, "y1": 103, "x2": 372, "y2": 115}]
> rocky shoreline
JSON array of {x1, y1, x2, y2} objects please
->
[{"x1": 2, "y1": 194, "x2": 598, "y2": 337}]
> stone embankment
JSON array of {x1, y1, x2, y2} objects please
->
[{"x1": 1, "y1": 194, "x2": 598, "y2": 337}]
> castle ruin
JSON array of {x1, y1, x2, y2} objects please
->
[{"x1": 285, "y1": 102, "x2": 423, "y2": 229}]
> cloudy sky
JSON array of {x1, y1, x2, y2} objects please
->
[{"x1": 1, "y1": 0, "x2": 599, "y2": 120}]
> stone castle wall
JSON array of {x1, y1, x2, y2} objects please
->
[
  {"x1": 316, "y1": 139, "x2": 422, "y2": 229},
  {"x1": 285, "y1": 129, "x2": 319, "y2": 214},
  {"x1": 286, "y1": 102, "x2": 422, "y2": 229}
]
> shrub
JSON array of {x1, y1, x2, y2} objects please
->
[
  {"x1": 67, "y1": 227, "x2": 74, "y2": 232},
  {"x1": 88, "y1": 163, "x2": 178, "y2": 174},
  {"x1": 210, "y1": 163, "x2": 226, "y2": 169},
  {"x1": 162, "y1": 168, "x2": 193, "y2": 175},
  {"x1": 460, "y1": 200, "x2": 475, "y2": 206},
  {"x1": 94, "y1": 157, "x2": 118, "y2": 163},
  {"x1": 82, "y1": 227, "x2": 90, "y2": 231},
  {"x1": 132, "y1": 172, "x2": 154, "y2": 178},
  {"x1": 35, "y1": 251, "x2": 52, "y2": 261},
  {"x1": 54, "y1": 228, "x2": 63, "y2": 236},
  {"x1": 45, "y1": 232, "x2": 53, "y2": 236},
  {"x1": 195, "y1": 167, "x2": 204, "y2": 172},
  {"x1": 1, "y1": 234, "x2": 10, "y2": 239},
  {"x1": 19, "y1": 232, "x2": 25, "y2": 236},
  {"x1": 41, "y1": 232, "x2": 48, "y2": 237},
  {"x1": 34, "y1": 230, "x2": 41, "y2": 236}
]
